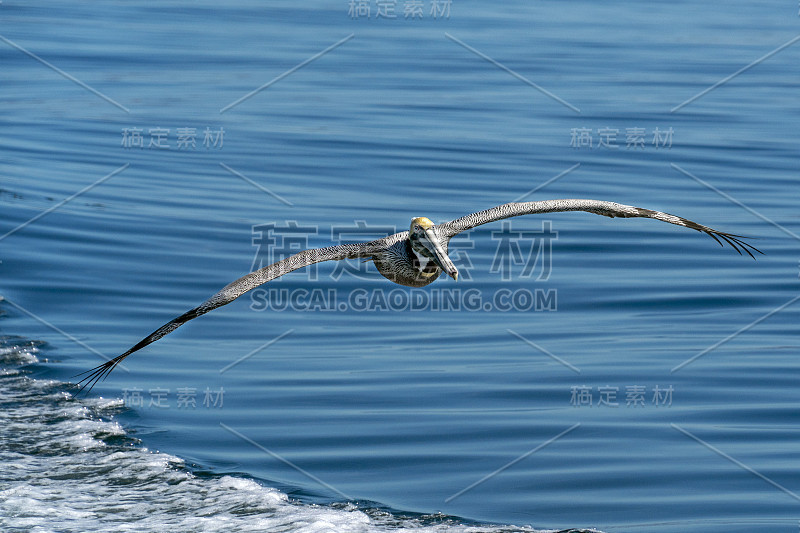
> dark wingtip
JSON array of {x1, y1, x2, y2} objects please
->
[
  {"x1": 705, "y1": 231, "x2": 762, "y2": 259},
  {"x1": 706, "y1": 231, "x2": 726, "y2": 249},
  {"x1": 73, "y1": 351, "x2": 132, "y2": 395},
  {"x1": 72, "y1": 308, "x2": 203, "y2": 396}
]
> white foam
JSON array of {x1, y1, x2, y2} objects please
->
[
  {"x1": 0, "y1": 339, "x2": 40, "y2": 364},
  {"x1": 0, "y1": 337, "x2": 560, "y2": 533}
]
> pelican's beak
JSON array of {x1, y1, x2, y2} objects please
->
[{"x1": 422, "y1": 227, "x2": 459, "y2": 281}]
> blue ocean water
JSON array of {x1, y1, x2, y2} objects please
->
[{"x1": 1, "y1": 1, "x2": 799, "y2": 531}]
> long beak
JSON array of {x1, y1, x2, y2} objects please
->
[{"x1": 422, "y1": 227, "x2": 459, "y2": 281}]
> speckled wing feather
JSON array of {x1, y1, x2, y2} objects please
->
[
  {"x1": 436, "y1": 199, "x2": 760, "y2": 257},
  {"x1": 76, "y1": 241, "x2": 383, "y2": 392}
]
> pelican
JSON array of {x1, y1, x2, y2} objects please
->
[{"x1": 77, "y1": 199, "x2": 759, "y2": 392}]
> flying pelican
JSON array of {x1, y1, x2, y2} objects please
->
[{"x1": 77, "y1": 199, "x2": 759, "y2": 392}]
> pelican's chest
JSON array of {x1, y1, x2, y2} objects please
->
[{"x1": 373, "y1": 239, "x2": 441, "y2": 288}]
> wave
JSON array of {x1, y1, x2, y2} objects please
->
[{"x1": 0, "y1": 335, "x2": 597, "y2": 533}]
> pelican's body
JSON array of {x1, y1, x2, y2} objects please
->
[
  {"x1": 373, "y1": 217, "x2": 456, "y2": 287},
  {"x1": 78, "y1": 199, "x2": 759, "y2": 391},
  {"x1": 372, "y1": 234, "x2": 442, "y2": 287}
]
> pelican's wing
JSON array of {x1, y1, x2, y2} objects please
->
[
  {"x1": 77, "y1": 241, "x2": 382, "y2": 392},
  {"x1": 436, "y1": 199, "x2": 761, "y2": 257}
]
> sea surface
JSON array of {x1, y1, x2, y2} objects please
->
[{"x1": 1, "y1": 1, "x2": 799, "y2": 531}]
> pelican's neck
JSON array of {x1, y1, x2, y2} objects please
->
[{"x1": 408, "y1": 240, "x2": 440, "y2": 277}]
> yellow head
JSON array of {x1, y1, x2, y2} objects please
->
[{"x1": 410, "y1": 217, "x2": 435, "y2": 231}]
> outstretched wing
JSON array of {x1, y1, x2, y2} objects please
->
[
  {"x1": 76, "y1": 242, "x2": 381, "y2": 392},
  {"x1": 436, "y1": 199, "x2": 761, "y2": 257}
]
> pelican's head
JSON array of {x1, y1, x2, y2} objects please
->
[{"x1": 409, "y1": 217, "x2": 459, "y2": 281}]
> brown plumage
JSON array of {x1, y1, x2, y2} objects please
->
[{"x1": 77, "y1": 199, "x2": 760, "y2": 392}]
